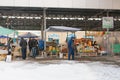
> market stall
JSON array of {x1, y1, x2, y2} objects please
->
[
  {"x1": 0, "y1": 26, "x2": 18, "y2": 61},
  {"x1": 74, "y1": 38, "x2": 97, "y2": 57},
  {"x1": 0, "y1": 26, "x2": 18, "y2": 36},
  {"x1": 46, "y1": 26, "x2": 81, "y2": 58},
  {"x1": 74, "y1": 31, "x2": 106, "y2": 57}
]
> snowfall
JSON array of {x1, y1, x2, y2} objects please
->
[{"x1": 0, "y1": 60, "x2": 120, "y2": 80}]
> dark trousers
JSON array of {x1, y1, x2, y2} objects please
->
[
  {"x1": 32, "y1": 47, "x2": 37, "y2": 58},
  {"x1": 68, "y1": 49, "x2": 74, "y2": 60},
  {"x1": 29, "y1": 47, "x2": 32, "y2": 52},
  {"x1": 21, "y1": 48, "x2": 27, "y2": 59},
  {"x1": 8, "y1": 47, "x2": 11, "y2": 55}
]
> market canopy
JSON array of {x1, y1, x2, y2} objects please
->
[
  {"x1": 18, "y1": 32, "x2": 38, "y2": 38},
  {"x1": 46, "y1": 26, "x2": 81, "y2": 32},
  {"x1": 0, "y1": 26, "x2": 18, "y2": 36}
]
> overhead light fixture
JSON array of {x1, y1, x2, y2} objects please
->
[
  {"x1": 114, "y1": 19, "x2": 117, "y2": 21},
  {"x1": 8, "y1": 16, "x2": 12, "y2": 18},
  {"x1": 8, "y1": 16, "x2": 15, "y2": 18},
  {"x1": 69, "y1": 18, "x2": 74, "y2": 20},
  {"x1": 29, "y1": 17, "x2": 33, "y2": 19},
  {"x1": 64, "y1": 17, "x2": 68, "y2": 20},
  {"x1": 11, "y1": 16, "x2": 16, "y2": 19},
  {"x1": 98, "y1": 18, "x2": 102, "y2": 21},
  {"x1": 94, "y1": 18, "x2": 101, "y2": 20},
  {"x1": 26, "y1": 17, "x2": 30, "y2": 19},
  {"x1": 53, "y1": 17, "x2": 57, "y2": 19},
  {"x1": 17, "y1": 16, "x2": 21, "y2": 19},
  {"x1": 61, "y1": 18, "x2": 65, "y2": 20},
  {"x1": 34, "y1": 17, "x2": 41, "y2": 19},
  {"x1": 20, "y1": 16, "x2": 25, "y2": 19},
  {"x1": 78, "y1": 18, "x2": 84, "y2": 20},
  {"x1": 88, "y1": 18, "x2": 93, "y2": 20},
  {"x1": 56, "y1": 17, "x2": 60, "y2": 20},
  {"x1": 2, "y1": 16, "x2": 7, "y2": 18},
  {"x1": 52, "y1": 17, "x2": 60, "y2": 20},
  {"x1": 46, "y1": 17, "x2": 51, "y2": 19}
]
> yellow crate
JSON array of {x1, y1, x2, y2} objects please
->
[{"x1": 0, "y1": 54, "x2": 7, "y2": 61}]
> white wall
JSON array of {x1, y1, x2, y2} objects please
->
[{"x1": 0, "y1": 0, "x2": 120, "y2": 10}]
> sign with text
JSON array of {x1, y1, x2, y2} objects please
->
[{"x1": 102, "y1": 17, "x2": 114, "y2": 28}]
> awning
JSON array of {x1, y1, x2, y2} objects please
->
[
  {"x1": 0, "y1": 26, "x2": 18, "y2": 36},
  {"x1": 18, "y1": 32, "x2": 38, "y2": 38},
  {"x1": 46, "y1": 26, "x2": 81, "y2": 32}
]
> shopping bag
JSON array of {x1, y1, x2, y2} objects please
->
[
  {"x1": 6, "y1": 55, "x2": 12, "y2": 62},
  {"x1": 59, "y1": 53, "x2": 63, "y2": 58}
]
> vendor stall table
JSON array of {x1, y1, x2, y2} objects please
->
[{"x1": 80, "y1": 52, "x2": 97, "y2": 57}]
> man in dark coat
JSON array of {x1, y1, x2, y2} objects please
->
[
  {"x1": 7, "y1": 38, "x2": 13, "y2": 55},
  {"x1": 20, "y1": 37, "x2": 27, "y2": 59},
  {"x1": 28, "y1": 38, "x2": 32, "y2": 52},
  {"x1": 31, "y1": 38, "x2": 38, "y2": 58}
]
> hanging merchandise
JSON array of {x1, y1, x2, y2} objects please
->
[{"x1": 48, "y1": 34, "x2": 59, "y2": 44}]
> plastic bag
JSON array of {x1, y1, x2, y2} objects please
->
[{"x1": 6, "y1": 55, "x2": 12, "y2": 62}]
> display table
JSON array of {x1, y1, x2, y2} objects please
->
[
  {"x1": 0, "y1": 50, "x2": 8, "y2": 61},
  {"x1": 79, "y1": 52, "x2": 97, "y2": 57}
]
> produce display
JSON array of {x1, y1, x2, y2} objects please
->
[
  {"x1": 74, "y1": 38, "x2": 95, "y2": 53},
  {"x1": 74, "y1": 38, "x2": 97, "y2": 56}
]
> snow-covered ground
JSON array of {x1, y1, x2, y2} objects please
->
[{"x1": 0, "y1": 60, "x2": 120, "y2": 80}]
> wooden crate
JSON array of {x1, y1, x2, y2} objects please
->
[
  {"x1": 80, "y1": 53, "x2": 97, "y2": 57},
  {"x1": 0, "y1": 54, "x2": 7, "y2": 61}
]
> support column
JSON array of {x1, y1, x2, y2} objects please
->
[
  {"x1": 41, "y1": 17, "x2": 44, "y2": 39},
  {"x1": 106, "y1": 10, "x2": 110, "y2": 55},
  {"x1": 84, "y1": 17, "x2": 87, "y2": 38},
  {"x1": 43, "y1": 8, "x2": 47, "y2": 51}
]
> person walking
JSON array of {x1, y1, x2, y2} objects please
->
[
  {"x1": 67, "y1": 37, "x2": 75, "y2": 60},
  {"x1": 20, "y1": 37, "x2": 27, "y2": 60},
  {"x1": 38, "y1": 38, "x2": 44, "y2": 51},
  {"x1": 31, "y1": 38, "x2": 38, "y2": 58},
  {"x1": 28, "y1": 38, "x2": 32, "y2": 53},
  {"x1": 7, "y1": 38, "x2": 13, "y2": 55}
]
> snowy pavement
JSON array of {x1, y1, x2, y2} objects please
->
[{"x1": 0, "y1": 60, "x2": 120, "y2": 80}]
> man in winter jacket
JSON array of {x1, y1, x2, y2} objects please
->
[
  {"x1": 28, "y1": 38, "x2": 32, "y2": 52},
  {"x1": 7, "y1": 38, "x2": 13, "y2": 55},
  {"x1": 67, "y1": 37, "x2": 75, "y2": 60},
  {"x1": 20, "y1": 37, "x2": 27, "y2": 59},
  {"x1": 31, "y1": 38, "x2": 38, "y2": 58}
]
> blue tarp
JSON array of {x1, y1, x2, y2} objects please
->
[{"x1": 0, "y1": 35, "x2": 9, "y2": 38}]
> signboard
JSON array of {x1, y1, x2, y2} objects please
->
[
  {"x1": 86, "y1": 31, "x2": 105, "y2": 37},
  {"x1": 102, "y1": 17, "x2": 114, "y2": 28}
]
